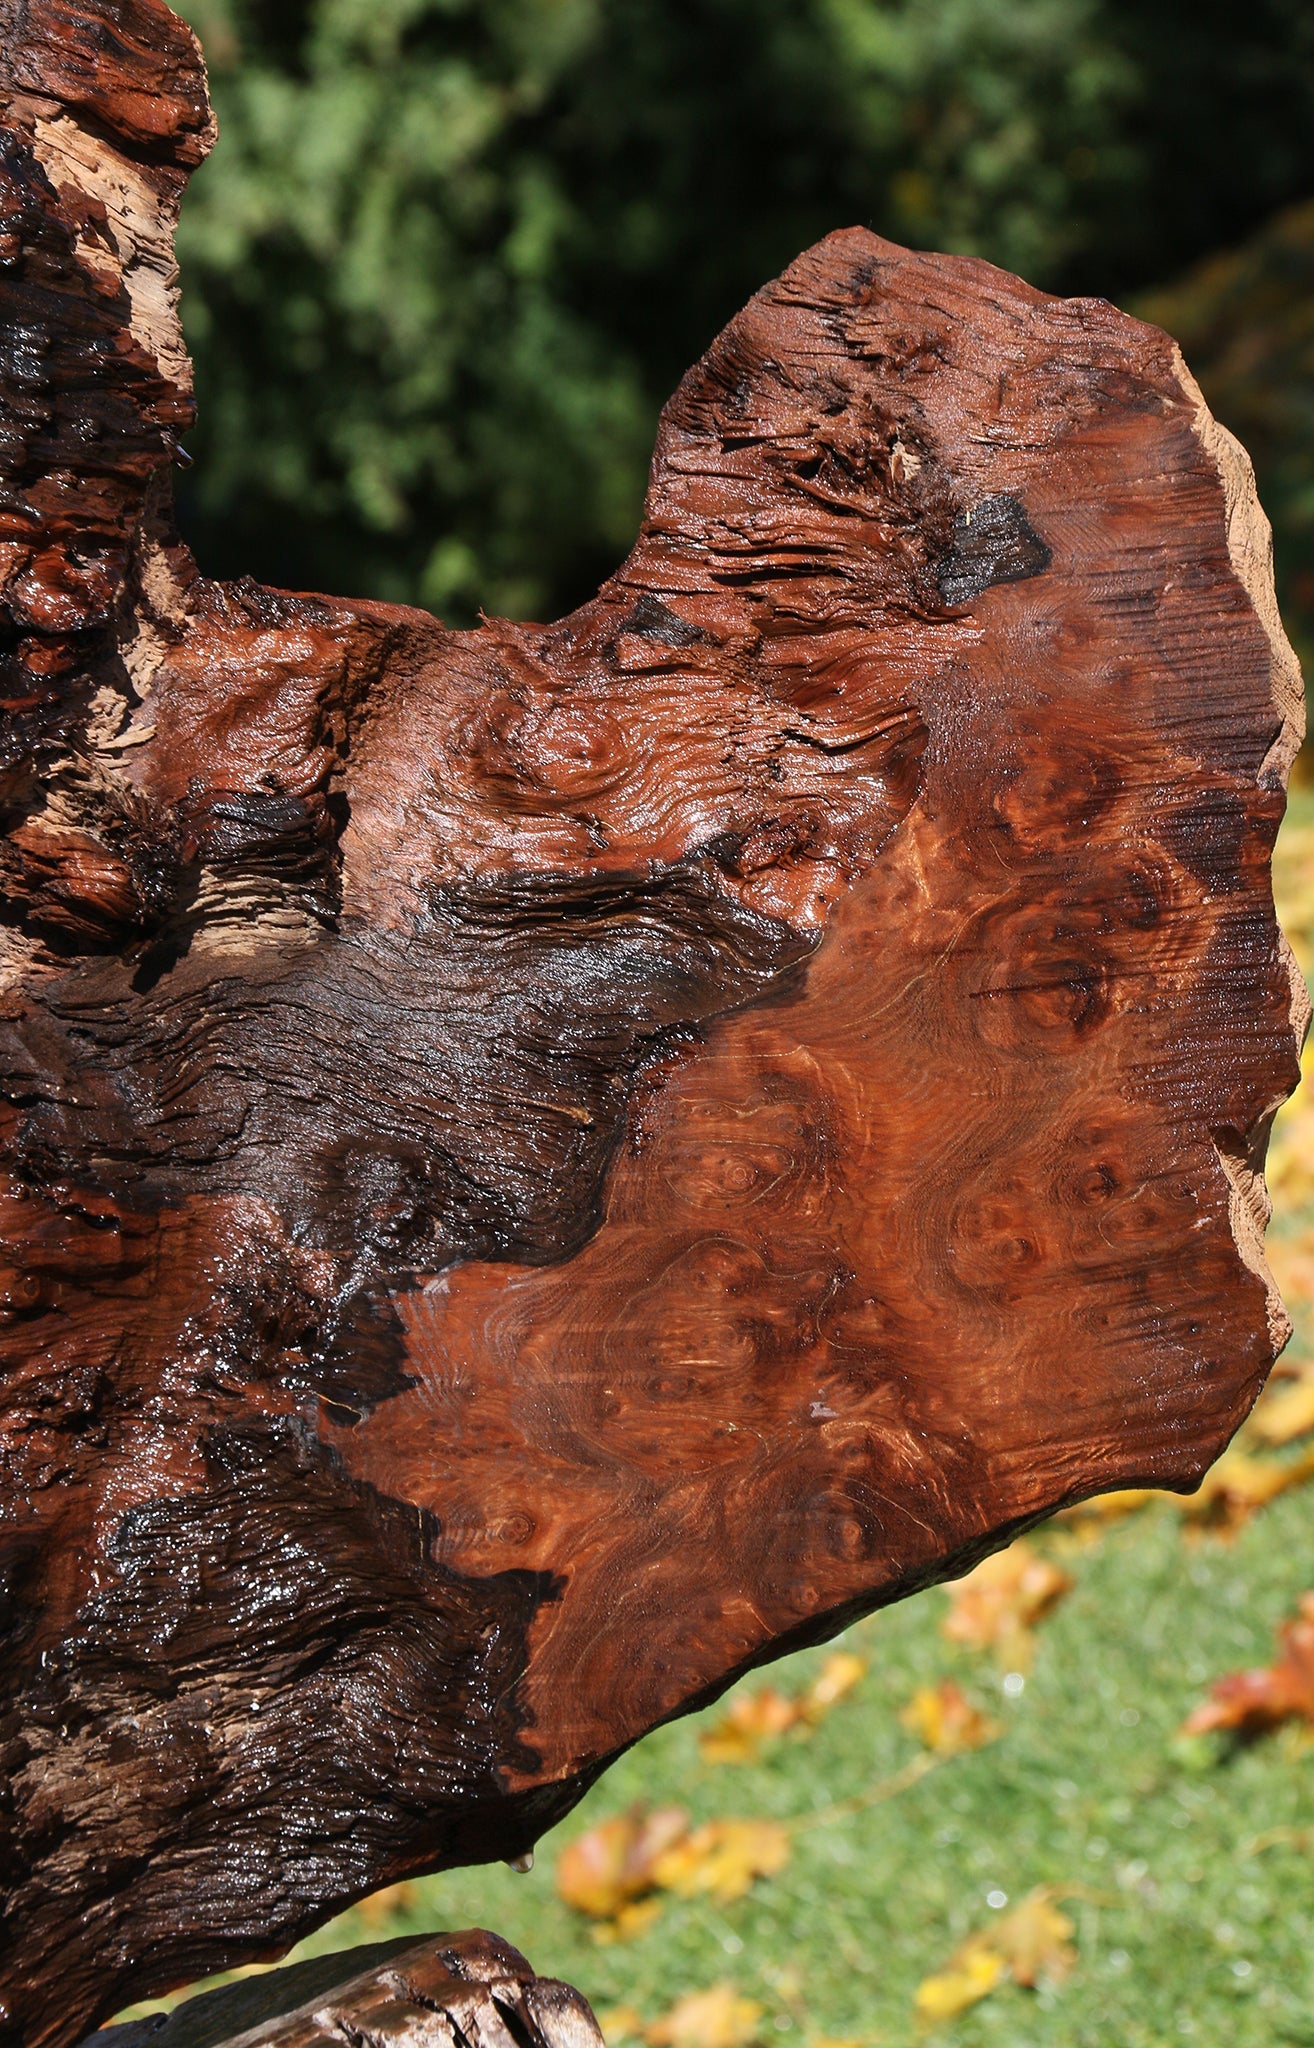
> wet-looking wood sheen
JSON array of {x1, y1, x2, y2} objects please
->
[{"x1": 0, "y1": 3, "x2": 1306, "y2": 2042}]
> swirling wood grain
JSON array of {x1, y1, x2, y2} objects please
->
[{"x1": 0, "y1": 4, "x2": 1304, "y2": 2042}]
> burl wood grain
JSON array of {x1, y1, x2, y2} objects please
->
[{"x1": 0, "y1": 2, "x2": 1306, "y2": 2042}]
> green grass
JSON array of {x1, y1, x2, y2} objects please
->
[
  {"x1": 259, "y1": 1488, "x2": 1314, "y2": 2048},
  {"x1": 122, "y1": 789, "x2": 1314, "y2": 2048}
]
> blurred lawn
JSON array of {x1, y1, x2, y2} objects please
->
[{"x1": 121, "y1": 788, "x2": 1314, "y2": 2048}]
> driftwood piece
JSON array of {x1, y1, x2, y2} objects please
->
[
  {"x1": 83, "y1": 1933, "x2": 603, "y2": 2048},
  {"x1": 0, "y1": 1, "x2": 1307, "y2": 2042}
]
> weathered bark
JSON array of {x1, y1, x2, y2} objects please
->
[
  {"x1": 85, "y1": 1932, "x2": 603, "y2": 2048},
  {"x1": 0, "y1": 2, "x2": 1306, "y2": 2043}
]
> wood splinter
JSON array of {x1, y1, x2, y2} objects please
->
[{"x1": 0, "y1": 1, "x2": 1306, "y2": 2043}]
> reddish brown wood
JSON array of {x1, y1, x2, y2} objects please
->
[
  {"x1": 87, "y1": 1931, "x2": 604, "y2": 2048},
  {"x1": 0, "y1": 3, "x2": 1306, "y2": 2044}
]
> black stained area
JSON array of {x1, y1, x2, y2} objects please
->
[
  {"x1": 615, "y1": 592, "x2": 707, "y2": 645},
  {"x1": 0, "y1": 856, "x2": 815, "y2": 1426},
  {"x1": 0, "y1": 1423, "x2": 567, "y2": 2047},
  {"x1": 936, "y1": 494, "x2": 1052, "y2": 605},
  {"x1": 7, "y1": 858, "x2": 813, "y2": 1271}
]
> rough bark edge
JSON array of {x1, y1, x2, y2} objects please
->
[{"x1": 1173, "y1": 351, "x2": 1310, "y2": 1355}]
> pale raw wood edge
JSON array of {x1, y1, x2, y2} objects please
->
[
  {"x1": 27, "y1": 110, "x2": 193, "y2": 388},
  {"x1": 1174, "y1": 349, "x2": 1310, "y2": 1356}
]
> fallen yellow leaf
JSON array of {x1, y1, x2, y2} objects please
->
[
  {"x1": 699, "y1": 1688, "x2": 799, "y2": 1765},
  {"x1": 942, "y1": 1541, "x2": 1072, "y2": 1668},
  {"x1": 653, "y1": 1818, "x2": 791, "y2": 1904},
  {"x1": 1268, "y1": 1231, "x2": 1314, "y2": 1308},
  {"x1": 592, "y1": 1898, "x2": 665, "y2": 1945},
  {"x1": 1270, "y1": 1145, "x2": 1314, "y2": 1210},
  {"x1": 556, "y1": 1805, "x2": 689, "y2": 1922},
  {"x1": 1250, "y1": 1365, "x2": 1314, "y2": 1447},
  {"x1": 558, "y1": 1806, "x2": 791, "y2": 1932},
  {"x1": 597, "y1": 2007, "x2": 646, "y2": 2044},
  {"x1": 698, "y1": 1653, "x2": 866, "y2": 1764},
  {"x1": 914, "y1": 1941, "x2": 1006, "y2": 2024},
  {"x1": 1268, "y1": 1058, "x2": 1314, "y2": 1204},
  {"x1": 647, "y1": 1987, "x2": 764, "y2": 2048},
  {"x1": 914, "y1": 1888, "x2": 1075, "y2": 2027},
  {"x1": 900, "y1": 1679, "x2": 1001, "y2": 1755},
  {"x1": 801, "y1": 1651, "x2": 867, "y2": 1720},
  {"x1": 1055, "y1": 1488, "x2": 1154, "y2": 1528},
  {"x1": 1177, "y1": 1446, "x2": 1314, "y2": 1534},
  {"x1": 997, "y1": 1890, "x2": 1076, "y2": 1987}
]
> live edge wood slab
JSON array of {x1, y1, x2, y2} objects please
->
[{"x1": 0, "y1": 2, "x2": 1306, "y2": 2043}]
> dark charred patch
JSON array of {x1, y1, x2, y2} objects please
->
[
  {"x1": 0, "y1": 1420, "x2": 559, "y2": 2038},
  {"x1": 6, "y1": 857, "x2": 815, "y2": 1271},
  {"x1": 614, "y1": 594, "x2": 706, "y2": 646},
  {"x1": 1159, "y1": 785, "x2": 1252, "y2": 896},
  {"x1": 936, "y1": 493, "x2": 1051, "y2": 605}
]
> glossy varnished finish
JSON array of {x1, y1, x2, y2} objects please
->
[{"x1": 0, "y1": 4, "x2": 1306, "y2": 2043}]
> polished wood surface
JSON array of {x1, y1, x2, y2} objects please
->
[{"x1": 0, "y1": 3, "x2": 1305, "y2": 2042}]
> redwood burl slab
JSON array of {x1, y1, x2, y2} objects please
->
[{"x1": 0, "y1": 2, "x2": 1307, "y2": 2042}]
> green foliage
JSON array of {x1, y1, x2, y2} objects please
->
[
  {"x1": 174, "y1": 0, "x2": 644, "y2": 618},
  {"x1": 169, "y1": 0, "x2": 1314, "y2": 627},
  {"x1": 171, "y1": 0, "x2": 1140, "y2": 619}
]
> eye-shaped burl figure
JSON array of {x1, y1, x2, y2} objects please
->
[{"x1": 0, "y1": 4, "x2": 1306, "y2": 2043}]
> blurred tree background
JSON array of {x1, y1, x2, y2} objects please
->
[{"x1": 171, "y1": 0, "x2": 1314, "y2": 653}]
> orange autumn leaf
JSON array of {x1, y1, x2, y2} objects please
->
[
  {"x1": 699, "y1": 1688, "x2": 800, "y2": 1765},
  {"x1": 558, "y1": 1807, "x2": 790, "y2": 1932},
  {"x1": 652, "y1": 1817, "x2": 791, "y2": 1904},
  {"x1": 914, "y1": 1888, "x2": 1075, "y2": 2026},
  {"x1": 1183, "y1": 1591, "x2": 1314, "y2": 1737},
  {"x1": 942, "y1": 1541, "x2": 1072, "y2": 1668},
  {"x1": 1176, "y1": 1446, "x2": 1314, "y2": 1535},
  {"x1": 699, "y1": 1653, "x2": 866, "y2": 1764},
  {"x1": 800, "y1": 1650, "x2": 867, "y2": 1720},
  {"x1": 900, "y1": 1679, "x2": 1001, "y2": 1755},
  {"x1": 556, "y1": 1805, "x2": 690, "y2": 1922},
  {"x1": 646, "y1": 1987, "x2": 764, "y2": 2048}
]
